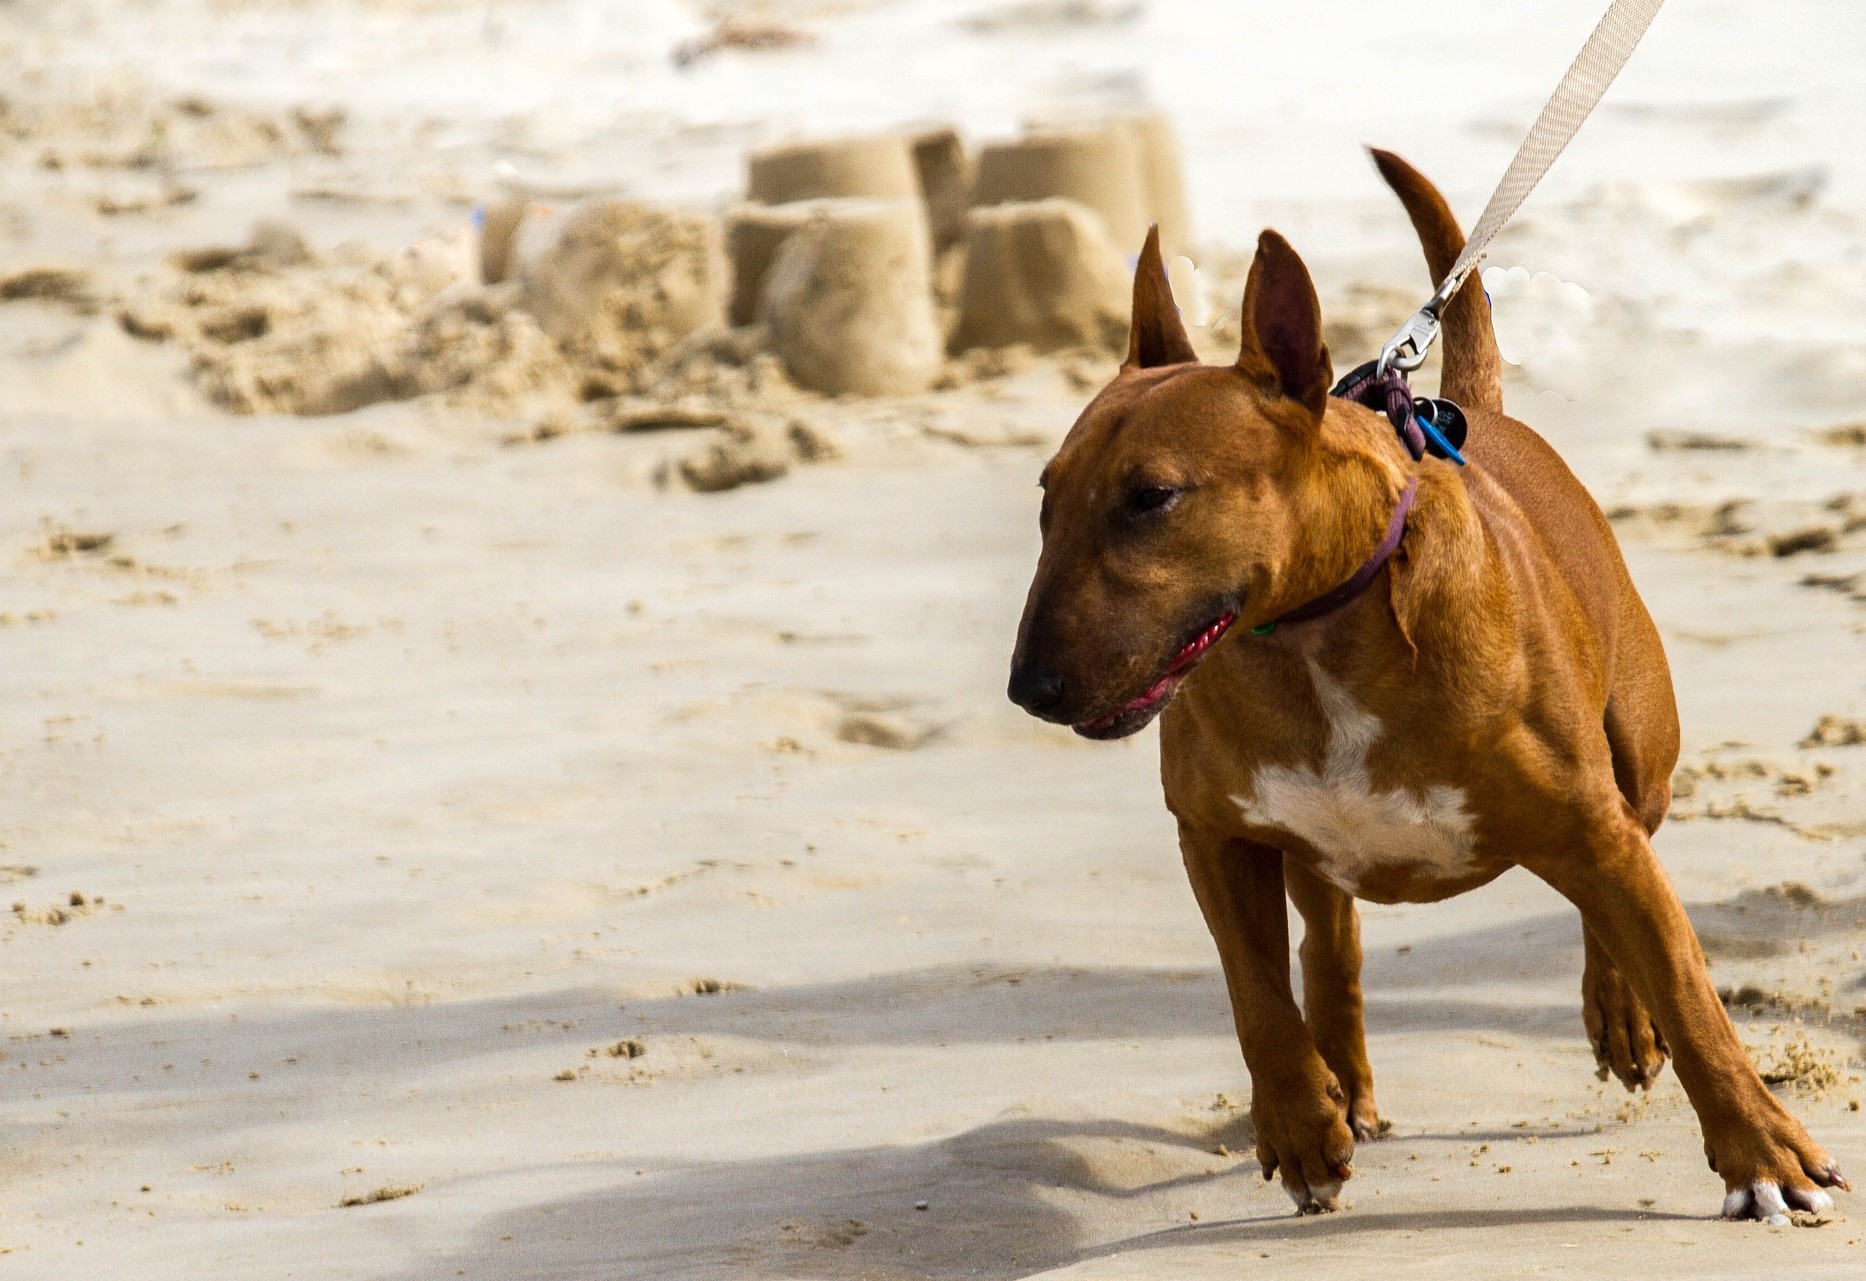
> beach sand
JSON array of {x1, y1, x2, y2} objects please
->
[{"x1": 2, "y1": 1, "x2": 1866, "y2": 1276}]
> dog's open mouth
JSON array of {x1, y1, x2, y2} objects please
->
[{"x1": 1073, "y1": 611, "x2": 1237, "y2": 740}]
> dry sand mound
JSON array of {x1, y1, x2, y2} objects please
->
[
  {"x1": 91, "y1": 117, "x2": 1163, "y2": 420},
  {"x1": 116, "y1": 201, "x2": 746, "y2": 419},
  {"x1": 120, "y1": 234, "x2": 421, "y2": 417},
  {"x1": 102, "y1": 206, "x2": 838, "y2": 497},
  {"x1": 402, "y1": 290, "x2": 577, "y2": 412},
  {"x1": 519, "y1": 201, "x2": 727, "y2": 398},
  {"x1": 0, "y1": 265, "x2": 96, "y2": 310},
  {"x1": 119, "y1": 222, "x2": 572, "y2": 417},
  {"x1": 190, "y1": 280, "x2": 411, "y2": 417}
]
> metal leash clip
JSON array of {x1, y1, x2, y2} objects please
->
[
  {"x1": 1374, "y1": 0, "x2": 1666, "y2": 375},
  {"x1": 1377, "y1": 304, "x2": 1440, "y2": 375},
  {"x1": 1376, "y1": 265, "x2": 1469, "y2": 376}
]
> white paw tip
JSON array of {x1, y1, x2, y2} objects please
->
[
  {"x1": 1724, "y1": 1181, "x2": 1804, "y2": 1222},
  {"x1": 1792, "y1": 1187, "x2": 1835, "y2": 1214},
  {"x1": 1284, "y1": 1179, "x2": 1344, "y2": 1214}
]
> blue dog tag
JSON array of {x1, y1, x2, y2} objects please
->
[
  {"x1": 1413, "y1": 400, "x2": 1468, "y2": 466},
  {"x1": 1417, "y1": 416, "x2": 1466, "y2": 466}
]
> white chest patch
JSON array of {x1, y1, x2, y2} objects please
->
[{"x1": 1230, "y1": 660, "x2": 1477, "y2": 894}]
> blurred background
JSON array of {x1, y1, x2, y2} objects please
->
[{"x1": 4, "y1": 3, "x2": 1866, "y2": 1279}]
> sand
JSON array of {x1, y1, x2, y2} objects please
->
[{"x1": 2, "y1": 1, "x2": 1866, "y2": 1278}]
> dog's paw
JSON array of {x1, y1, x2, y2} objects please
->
[
  {"x1": 1583, "y1": 963, "x2": 1668, "y2": 1091},
  {"x1": 1721, "y1": 1181, "x2": 1835, "y2": 1225},
  {"x1": 1346, "y1": 1094, "x2": 1391, "y2": 1144},
  {"x1": 1285, "y1": 1178, "x2": 1344, "y2": 1214},
  {"x1": 1252, "y1": 1071, "x2": 1357, "y2": 1216},
  {"x1": 1709, "y1": 1116, "x2": 1848, "y2": 1225}
]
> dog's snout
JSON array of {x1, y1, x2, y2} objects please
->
[{"x1": 1008, "y1": 663, "x2": 1066, "y2": 715}]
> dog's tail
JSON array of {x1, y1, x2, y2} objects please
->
[{"x1": 1369, "y1": 148, "x2": 1503, "y2": 413}]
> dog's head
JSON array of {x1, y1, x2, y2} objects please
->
[{"x1": 1008, "y1": 227, "x2": 1336, "y2": 739}]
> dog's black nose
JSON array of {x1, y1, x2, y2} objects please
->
[{"x1": 1008, "y1": 664, "x2": 1065, "y2": 713}]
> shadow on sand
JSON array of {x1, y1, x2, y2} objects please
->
[
  {"x1": 51, "y1": 894, "x2": 1809, "y2": 1279},
  {"x1": 389, "y1": 1107, "x2": 1685, "y2": 1281}
]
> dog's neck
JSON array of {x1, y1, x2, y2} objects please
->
[
  {"x1": 1265, "y1": 478, "x2": 1417, "y2": 631},
  {"x1": 1266, "y1": 402, "x2": 1418, "y2": 625}
]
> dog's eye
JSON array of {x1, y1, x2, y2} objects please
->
[{"x1": 1127, "y1": 486, "x2": 1181, "y2": 516}]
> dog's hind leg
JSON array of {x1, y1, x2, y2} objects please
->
[
  {"x1": 1584, "y1": 596, "x2": 1681, "y2": 1089},
  {"x1": 1285, "y1": 861, "x2": 1388, "y2": 1141},
  {"x1": 1583, "y1": 923, "x2": 1668, "y2": 1090},
  {"x1": 1180, "y1": 824, "x2": 1357, "y2": 1214},
  {"x1": 1602, "y1": 589, "x2": 1680, "y2": 838}
]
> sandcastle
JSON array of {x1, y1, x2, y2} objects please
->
[
  {"x1": 728, "y1": 130, "x2": 958, "y2": 332},
  {"x1": 746, "y1": 133, "x2": 921, "y2": 206},
  {"x1": 135, "y1": 110, "x2": 1194, "y2": 432},
  {"x1": 724, "y1": 200, "x2": 822, "y2": 328},
  {"x1": 1006, "y1": 110, "x2": 1192, "y2": 258},
  {"x1": 908, "y1": 125, "x2": 974, "y2": 254},
  {"x1": 1120, "y1": 111, "x2": 1192, "y2": 259},
  {"x1": 121, "y1": 108, "x2": 1197, "y2": 437},
  {"x1": 971, "y1": 125, "x2": 1152, "y2": 258},
  {"x1": 758, "y1": 199, "x2": 943, "y2": 396},
  {"x1": 949, "y1": 199, "x2": 1131, "y2": 354},
  {"x1": 723, "y1": 115, "x2": 1191, "y2": 378}
]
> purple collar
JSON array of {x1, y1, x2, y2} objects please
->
[{"x1": 1252, "y1": 477, "x2": 1418, "y2": 634}]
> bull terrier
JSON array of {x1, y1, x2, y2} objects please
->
[{"x1": 1007, "y1": 149, "x2": 1846, "y2": 1223}]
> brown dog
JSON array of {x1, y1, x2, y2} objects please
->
[{"x1": 1008, "y1": 150, "x2": 1846, "y2": 1222}]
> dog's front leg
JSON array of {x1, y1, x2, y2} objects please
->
[
  {"x1": 1527, "y1": 802, "x2": 1847, "y2": 1223},
  {"x1": 1180, "y1": 824, "x2": 1357, "y2": 1214},
  {"x1": 1285, "y1": 861, "x2": 1386, "y2": 1142}
]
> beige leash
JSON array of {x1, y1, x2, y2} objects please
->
[{"x1": 1379, "y1": 0, "x2": 1668, "y2": 375}]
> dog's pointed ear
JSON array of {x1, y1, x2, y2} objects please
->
[
  {"x1": 1122, "y1": 225, "x2": 1199, "y2": 371},
  {"x1": 1235, "y1": 229, "x2": 1331, "y2": 418}
]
